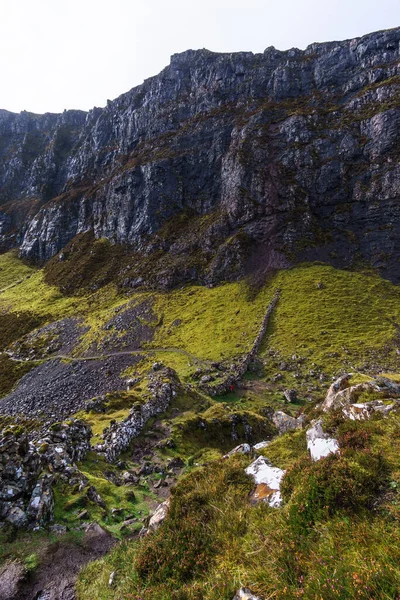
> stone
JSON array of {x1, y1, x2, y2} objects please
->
[
  {"x1": 322, "y1": 374, "x2": 353, "y2": 411},
  {"x1": 283, "y1": 389, "x2": 297, "y2": 403},
  {"x1": 272, "y1": 411, "x2": 304, "y2": 434},
  {"x1": 0, "y1": 561, "x2": 26, "y2": 600},
  {"x1": 122, "y1": 471, "x2": 139, "y2": 485},
  {"x1": 78, "y1": 510, "x2": 90, "y2": 520},
  {"x1": 49, "y1": 523, "x2": 67, "y2": 535},
  {"x1": 321, "y1": 374, "x2": 400, "y2": 420},
  {"x1": 108, "y1": 571, "x2": 116, "y2": 588},
  {"x1": 5, "y1": 506, "x2": 27, "y2": 528},
  {"x1": 148, "y1": 498, "x2": 170, "y2": 532},
  {"x1": 253, "y1": 441, "x2": 270, "y2": 452},
  {"x1": 86, "y1": 486, "x2": 106, "y2": 509},
  {"x1": 233, "y1": 588, "x2": 260, "y2": 600},
  {"x1": 120, "y1": 518, "x2": 138, "y2": 531},
  {"x1": 152, "y1": 362, "x2": 163, "y2": 371},
  {"x1": 245, "y1": 456, "x2": 285, "y2": 507},
  {"x1": 223, "y1": 443, "x2": 252, "y2": 459},
  {"x1": 167, "y1": 457, "x2": 185, "y2": 470},
  {"x1": 306, "y1": 421, "x2": 339, "y2": 461}
]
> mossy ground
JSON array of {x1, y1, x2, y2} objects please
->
[
  {"x1": 3, "y1": 251, "x2": 400, "y2": 595},
  {"x1": 53, "y1": 451, "x2": 153, "y2": 538},
  {"x1": 77, "y1": 411, "x2": 400, "y2": 600},
  {"x1": 0, "y1": 250, "x2": 36, "y2": 290}
]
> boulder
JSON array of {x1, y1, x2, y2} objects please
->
[
  {"x1": 245, "y1": 456, "x2": 285, "y2": 507},
  {"x1": 272, "y1": 411, "x2": 304, "y2": 434},
  {"x1": 322, "y1": 374, "x2": 350, "y2": 408},
  {"x1": 0, "y1": 561, "x2": 26, "y2": 600},
  {"x1": 322, "y1": 374, "x2": 400, "y2": 419},
  {"x1": 253, "y1": 441, "x2": 270, "y2": 453},
  {"x1": 306, "y1": 421, "x2": 339, "y2": 461},
  {"x1": 223, "y1": 443, "x2": 252, "y2": 459},
  {"x1": 5, "y1": 506, "x2": 28, "y2": 528}
]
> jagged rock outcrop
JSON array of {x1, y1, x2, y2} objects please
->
[
  {"x1": 0, "y1": 28, "x2": 399, "y2": 285},
  {"x1": 321, "y1": 373, "x2": 400, "y2": 419},
  {"x1": 272, "y1": 410, "x2": 305, "y2": 434},
  {"x1": 0, "y1": 419, "x2": 91, "y2": 528}
]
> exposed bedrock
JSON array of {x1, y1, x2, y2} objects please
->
[{"x1": 0, "y1": 28, "x2": 399, "y2": 282}]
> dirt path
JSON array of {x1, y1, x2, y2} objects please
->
[
  {"x1": 18, "y1": 524, "x2": 115, "y2": 600},
  {"x1": 7, "y1": 346, "x2": 209, "y2": 367}
]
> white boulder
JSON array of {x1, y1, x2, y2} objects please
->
[
  {"x1": 245, "y1": 456, "x2": 285, "y2": 507},
  {"x1": 306, "y1": 421, "x2": 339, "y2": 461}
]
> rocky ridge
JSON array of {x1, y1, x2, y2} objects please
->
[{"x1": 0, "y1": 28, "x2": 399, "y2": 285}]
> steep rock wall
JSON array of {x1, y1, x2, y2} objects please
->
[{"x1": 0, "y1": 28, "x2": 399, "y2": 282}]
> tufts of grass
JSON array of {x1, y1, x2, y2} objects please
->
[
  {"x1": 0, "y1": 250, "x2": 36, "y2": 290},
  {"x1": 77, "y1": 412, "x2": 400, "y2": 600},
  {"x1": 259, "y1": 428, "x2": 308, "y2": 470},
  {"x1": 0, "y1": 354, "x2": 37, "y2": 397},
  {"x1": 53, "y1": 451, "x2": 152, "y2": 538},
  {"x1": 170, "y1": 402, "x2": 277, "y2": 459}
]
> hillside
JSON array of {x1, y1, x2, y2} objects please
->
[{"x1": 0, "y1": 26, "x2": 400, "y2": 600}]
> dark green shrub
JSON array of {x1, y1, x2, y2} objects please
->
[
  {"x1": 282, "y1": 449, "x2": 388, "y2": 532},
  {"x1": 134, "y1": 458, "x2": 252, "y2": 586}
]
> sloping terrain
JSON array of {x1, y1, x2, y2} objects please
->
[
  {"x1": 0, "y1": 247, "x2": 400, "y2": 598},
  {"x1": 0, "y1": 25, "x2": 400, "y2": 600}
]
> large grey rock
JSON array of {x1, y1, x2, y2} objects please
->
[
  {"x1": 322, "y1": 374, "x2": 400, "y2": 419},
  {"x1": 5, "y1": 506, "x2": 27, "y2": 528},
  {"x1": 272, "y1": 411, "x2": 305, "y2": 434},
  {"x1": 0, "y1": 28, "x2": 399, "y2": 286}
]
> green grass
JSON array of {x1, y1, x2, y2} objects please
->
[
  {"x1": 263, "y1": 264, "x2": 400, "y2": 375},
  {"x1": 53, "y1": 452, "x2": 152, "y2": 538},
  {"x1": 0, "y1": 250, "x2": 36, "y2": 290},
  {"x1": 150, "y1": 281, "x2": 275, "y2": 362},
  {"x1": 76, "y1": 411, "x2": 400, "y2": 600}
]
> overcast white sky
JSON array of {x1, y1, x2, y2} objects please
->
[{"x1": 0, "y1": 0, "x2": 398, "y2": 114}]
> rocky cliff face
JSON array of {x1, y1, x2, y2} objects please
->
[{"x1": 0, "y1": 28, "x2": 399, "y2": 285}]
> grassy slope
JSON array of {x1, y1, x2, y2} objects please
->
[
  {"x1": 265, "y1": 264, "x2": 400, "y2": 373},
  {"x1": 2, "y1": 251, "x2": 400, "y2": 596},
  {"x1": 76, "y1": 414, "x2": 400, "y2": 600},
  {"x1": 2, "y1": 251, "x2": 400, "y2": 378},
  {"x1": 0, "y1": 250, "x2": 36, "y2": 290}
]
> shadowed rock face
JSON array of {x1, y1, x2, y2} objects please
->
[{"x1": 0, "y1": 28, "x2": 399, "y2": 282}]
